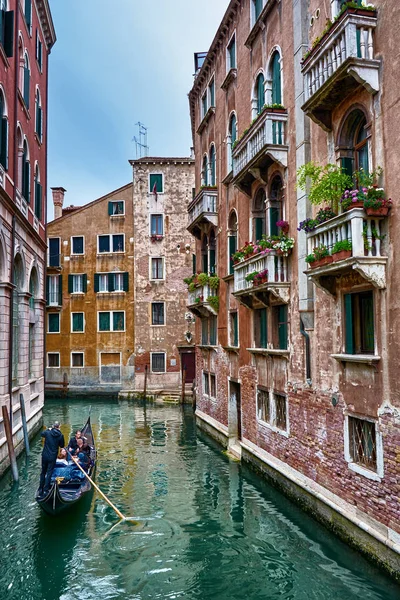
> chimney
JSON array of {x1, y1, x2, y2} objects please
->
[{"x1": 51, "y1": 187, "x2": 67, "y2": 220}]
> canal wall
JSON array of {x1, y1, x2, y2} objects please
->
[{"x1": 0, "y1": 408, "x2": 43, "y2": 478}]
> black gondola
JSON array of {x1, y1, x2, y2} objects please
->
[{"x1": 36, "y1": 417, "x2": 96, "y2": 516}]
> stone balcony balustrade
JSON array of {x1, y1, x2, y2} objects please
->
[
  {"x1": 187, "y1": 283, "x2": 218, "y2": 318},
  {"x1": 305, "y1": 208, "x2": 387, "y2": 296},
  {"x1": 233, "y1": 250, "x2": 290, "y2": 308},
  {"x1": 232, "y1": 110, "x2": 288, "y2": 196},
  {"x1": 301, "y1": 8, "x2": 379, "y2": 131},
  {"x1": 187, "y1": 187, "x2": 218, "y2": 239}
]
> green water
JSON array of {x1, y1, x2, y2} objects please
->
[{"x1": 0, "y1": 398, "x2": 399, "y2": 600}]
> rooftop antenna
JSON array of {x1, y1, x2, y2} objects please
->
[{"x1": 133, "y1": 122, "x2": 149, "y2": 158}]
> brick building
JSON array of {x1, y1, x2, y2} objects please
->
[
  {"x1": 129, "y1": 157, "x2": 196, "y2": 395},
  {"x1": 188, "y1": 0, "x2": 400, "y2": 573},
  {"x1": 0, "y1": 1, "x2": 55, "y2": 475},
  {"x1": 46, "y1": 184, "x2": 135, "y2": 392}
]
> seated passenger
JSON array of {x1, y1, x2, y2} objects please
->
[
  {"x1": 68, "y1": 430, "x2": 82, "y2": 455},
  {"x1": 71, "y1": 437, "x2": 85, "y2": 457},
  {"x1": 77, "y1": 451, "x2": 90, "y2": 471},
  {"x1": 55, "y1": 448, "x2": 71, "y2": 466}
]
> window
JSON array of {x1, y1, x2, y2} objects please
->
[
  {"x1": 21, "y1": 139, "x2": 30, "y2": 202},
  {"x1": 201, "y1": 92, "x2": 207, "y2": 119},
  {"x1": 268, "y1": 175, "x2": 283, "y2": 235},
  {"x1": 201, "y1": 317, "x2": 217, "y2": 346},
  {"x1": 108, "y1": 200, "x2": 124, "y2": 216},
  {"x1": 252, "y1": 188, "x2": 266, "y2": 241},
  {"x1": 209, "y1": 144, "x2": 216, "y2": 186},
  {"x1": 227, "y1": 113, "x2": 237, "y2": 173},
  {"x1": 71, "y1": 312, "x2": 84, "y2": 333},
  {"x1": 34, "y1": 164, "x2": 42, "y2": 219},
  {"x1": 151, "y1": 257, "x2": 164, "y2": 280},
  {"x1": 271, "y1": 52, "x2": 282, "y2": 105},
  {"x1": 230, "y1": 312, "x2": 238, "y2": 347},
  {"x1": 253, "y1": 0, "x2": 263, "y2": 24},
  {"x1": 208, "y1": 78, "x2": 215, "y2": 108},
  {"x1": 228, "y1": 211, "x2": 238, "y2": 274},
  {"x1": 200, "y1": 77, "x2": 215, "y2": 119},
  {"x1": 23, "y1": 0, "x2": 32, "y2": 32},
  {"x1": 210, "y1": 315, "x2": 217, "y2": 345},
  {"x1": 68, "y1": 274, "x2": 86, "y2": 294},
  {"x1": 203, "y1": 371, "x2": 210, "y2": 395},
  {"x1": 114, "y1": 273, "x2": 124, "y2": 292},
  {"x1": 348, "y1": 416, "x2": 377, "y2": 471},
  {"x1": 149, "y1": 173, "x2": 163, "y2": 194},
  {"x1": 254, "y1": 308, "x2": 267, "y2": 348},
  {"x1": 209, "y1": 229, "x2": 216, "y2": 274},
  {"x1": 94, "y1": 272, "x2": 128, "y2": 293},
  {"x1": 344, "y1": 291, "x2": 374, "y2": 355},
  {"x1": 152, "y1": 302, "x2": 165, "y2": 325},
  {"x1": 274, "y1": 305, "x2": 288, "y2": 350},
  {"x1": 97, "y1": 234, "x2": 125, "y2": 253},
  {"x1": 48, "y1": 238, "x2": 60, "y2": 267},
  {"x1": 201, "y1": 318, "x2": 208, "y2": 345},
  {"x1": 48, "y1": 313, "x2": 60, "y2": 333},
  {"x1": 0, "y1": 91, "x2": 8, "y2": 170},
  {"x1": 256, "y1": 73, "x2": 265, "y2": 115},
  {"x1": 257, "y1": 388, "x2": 270, "y2": 423},
  {"x1": 35, "y1": 89, "x2": 42, "y2": 142},
  {"x1": 210, "y1": 373, "x2": 216, "y2": 398},
  {"x1": 46, "y1": 274, "x2": 62, "y2": 306},
  {"x1": 275, "y1": 393, "x2": 287, "y2": 430},
  {"x1": 151, "y1": 352, "x2": 166, "y2": 373},
  {"x1": 0, "y1": 3, "x2": 14, "y2": 59},
  {"x1": 150, "y1": 214, "x2": 163, "y2": 236},
  {"x1": 71, "y1": 352, "x2": 84, "y2": 368},
  {"x1": 339, "y1": 110, "x2": 369, "y2": 179},
  {"x1": 47, "y1": 353, "x2": 60, "y2": 368},
  {"x1": 23, "y1": 53, "x2": 30, "y2": 108},
  {"x1": 98, "y1": 311, "x2": 125, "y2": 332},
  {"x1": 36, "y1": 29, "x2": 43, "y2": 71},
  {"x1": 227, "y1": 34, "x2": 236, "y2": 70},
  {"x1": 257, "y1": 388, "x2": 287, "y2": 432},
  {"x1": 71, "y1": 236, "x2": 84, "y2": 255},
  {"x1": 201, "y1": 154, "x2": 208, "y2": 186}
]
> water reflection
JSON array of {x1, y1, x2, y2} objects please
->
[{"x1": 0, "y1": 399, "x2": 399, "y2": 600}]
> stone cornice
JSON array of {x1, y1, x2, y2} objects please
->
[
  {"x1": 35, "y1": 0, "x2": 56, "y2": 51},
  {"x1": 0, "y1": 185, "x2": 47, "y2": 251}
]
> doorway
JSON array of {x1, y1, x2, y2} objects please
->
[{"x1": 181, "y1": 351, "x2": 195, "y2": 384}]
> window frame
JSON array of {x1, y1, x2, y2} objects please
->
[
  {"x1": 150, "y1": 256, "x2": 165, "y2": 281},
  {"x1": 71, "y1": 235, "x2": 85, "y2": 256},
  {"x1": 47, "y1": 312, "x2": 60, "y2": 334},
  {"x1": 71, "y1": 352, "x2": 84, "y2": 368},
  {"x1": 109, "y1": 200, "x2": 125, "y2": 216},
  {"x1": 71, "y1": 273, "x2": 84, "y2": 294},
  {"x1": 343, "y1": 289, "x2": 375, "y2": 356},
  {"x1": 148, "y1": 173, "x2": 164, "y2": 194},
  {"x1": 344, "y1": 413, "x2": 383, "y2": 480},
  {"x1": 71, "y1": 311, "x2": 85, "y2": 333},
  {"x1": 97, "y1": 233, "x2": 125, "y2": 254},
  {"x1": 151, "y1": 351, "x2": 166, "y2": 373},
  {"x1": 226, "y1": 31, "x2": 236, "y2": 71},
  {"x1": 203, "y1": 370, "x2": 210, "y2": 396},
  {"x1": 47, "y1": 352, "x2": 60, "y2": 368},
  {"x1": 256, "y1": 387, "x2": 289, "y2": 435},
  {"x1": 97, "y1": 310, "x2": 126, "y2": 332},
  {"x1": 150, "y1": 213, "x2": 164, "y2": 236},
  {"x1": 151, "y1": 301, "x2": 165, "y2": 326}
]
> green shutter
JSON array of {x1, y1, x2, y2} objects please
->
[
  {"x1": 233, "y1": 313, "x2": 238, "y2": 347},
  {"x1": 209, "y1": 249, "x2": 215, "y2": 274},
  {"x1": 123, "y1": 272, "x2": 129, "y2": 292},
  {"x1": 361, "y1": 292, "x2": 374, "y2": 353},
  {"x1": 4, "y1": 11, "x2": 13, "y2": 58},
  {"x1": 99, "y1": 312, "x2": 110, "y2": 331},
  {"x1": 278, "y1": 305, "x2": 288, "y2": 350},
  {"x1": 46, "y1": 275, "x2": 49, "y2": 305},
  {"x1": 260, "y1": 308, "x2": 267, "y2": 348},
  {"x1": 73, "y1": 313, "x2": 83, "y2": 332},
  {"x1": 68, "y1": 274, "x2": 73, "y2": 294},
  {"x1": 83, "y1": 274, "x2": 88, "y2": 293},
  {"x1": 38, "y1": 39, "x2": 42, "y2": 70},
  {"x1": 269, "y1": 207, "x2": 279, "y2": 237},
  {"x1": 192, "y1": 253, "x2": 196, "y2": 275},
  {"x1": 108, "y1": 201, "x2": 113, "y2": 216},
  {"x1": 255, "y1": 0, "x2": 263, "y2": 20},
  {"x1": 272, "y1": 52, "x2": 282, "y2": 105},
  {"x1": 257, "y1": 74, "x2": 265, "y2": 113},
  {"x1": 203, "y1": 253, "x2": 208, "y2": 275},
  {"x1": 0, "y1": 117, "x2": 8, "y2": 170},
  {"x1": 255, "y1": 217, "x2": 264, "y2": 242},
  {"x1": 35, "y1": 182, "x2": 42, "y2": 220},
  {"x1": 58, "y1": 275, "x2": 62, "y2": 307},
  {"x1": 25, "y1": 0, "x2": 32, "y2": 29},
  {"x1": 23, "y1": 160, "x2": 30, "y2": 202},
  {"x1": 341, "y1": 157, "x2": 353, "y2": 179},
  {"x1": 344, "y1": 293, "x2": 354, "y2": 354},
  {"x1": 229, "y1": 234, "x2": 237, "y2": 274},
  {"x1": 94, "y1": 273, "x2": 99, "y2": 293},
  {"x1": 108, "y1": 273, "x2": 115, "y2": 292},
  {"x1": 23, "y1": 66, "x2": 30, "y2": 109}
]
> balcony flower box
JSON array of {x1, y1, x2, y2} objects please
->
[
  {"x1": 309, "y1": 255, "x2": 333, "y2": 269},
  {"x1": 365, "y1": 206, "x2": 390, "y2": 217},
  {"x1": 344, "y1": 201, "x2": 364, "y2": 210},
  {"x1": 332, "y1": 249, "x2": 352, "y2": 262}
]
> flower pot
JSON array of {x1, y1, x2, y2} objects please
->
[
  {"x1": 309, "y1": 256, "x2": 333, "y2": 269},
  {"x1": 332, "y1": 250, "x2": 352, "y2": 262},
  {"x1": 365, "y1": 207, "x2": 390, "y2": 217},
  {"x1": 345, "y1": 201, "x2": 364, "y2": 210}
]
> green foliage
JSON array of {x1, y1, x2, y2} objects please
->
[
  {"x1": 245, "y1": 271, "x2": 258, "y2": 282},
  {"x1": 305, "y1": 253, "x2": 317, "y2": 264},
  {"x1": 197, "y1": 272, "x2": 209, "y2": 286},
  {"x1": 188, "y1": 282, "x2": 196, "y2": 293},
  {"x1": 332, "y1": 240, "x2": 352, "y2": 254},
  {"x1": 207, "y1": 295, "x2": 219, "y2": 312},
  {"x1": 208, "y1": 276, "x2": 220, "y2": 289},
  {"x1": 297, "y1": 162, "x2": 352, "y2": 211},
  {"x1": 306, "y1": 245, "x2": 330, "y2": 263}
]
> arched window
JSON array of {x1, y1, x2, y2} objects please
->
[
  {"x1": 252, "y1": 188, "x2": 266, "y2": 241},
  {"x1": 0, "y1": 89, "x2": 8, "y2": 169},
  {"x1": 34, "y1": 163, "x2": 42, "y2": 219},
  {"x1": 228, "y1": 211, "x2": 238, "y2": 274},
  {"x1": 22, "y1": 139, "x2": 30, "y2": 202},
  {"x1": 269, "y1": 175, "x2": 283, "y2": 236},
  {"x1": 271, "y1": 51, "x2": 282, "y2": 105},
  {"x1": 201, "y1": 234, "x2": 208, "y2": 274},
  {"x1": 28, "y1": 267, "x2": 38, "y2": 377},
  {"x1": 227, "y1": 113, "x2": 237, "y2": 173},
  {"x1": 209, "y1": 144, "x2": 216, "y2": 186},
  {"x1": 339, "y1": 109, "x2": 370, "y2": 179},
  {"x1": 256, "y1": 73, "x2": 265, "y2": 114},
  {"x1": 202, "y1": 154, "x2": 208, "y2": 186},
  {"x1": 23, "y1": 52, "x2": 30, "y2": 108},
  {"x1": 209, "y1": 229, "x2": 216, "y2": 274},
  {"x1": 35, "y1": 88, "x2": 42, "y2": 141},
  {"x1": 12, "y1": 254, "x2": 24, "y2": 384}
]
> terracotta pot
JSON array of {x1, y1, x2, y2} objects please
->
[
  {"x1": 345, "y1": 201, "x2": 364, "y2": 210},
  {"x1": 310, "y1": 256, "x2": 333, "y2": 269},
  {"x1": 332, "y1": 249, "x2": 352, "y2": 262},
  {"x1": 365, "y1": 207, "x2": 390, "y2": 217}
]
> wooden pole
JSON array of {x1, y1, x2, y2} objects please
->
[
  {"x1": 19, "y1": 393, "x2": 30, "y2": 456},
  {"x1": 181, "y1": 365, "x2": 186, "y2": 404},
  {"x1": 2, "y1": 405, "x2": 18, "y2": 481},
  {"x1": 71, "y1": 457, "x2": 126, "y2": 520},
  {"x1": 62, "y1": 373, "x2": 68, "y2": 398},
  {"x1": 143, "y1": 364, "x2": 148, "y2": 400}
]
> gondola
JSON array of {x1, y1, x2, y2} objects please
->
[{"x1": 36, "y1": 417, "x2": 96, "y2": 516}]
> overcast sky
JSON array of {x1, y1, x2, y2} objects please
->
[{"x1": 47, "y1": 0, "x2": 228, "y2": 219}]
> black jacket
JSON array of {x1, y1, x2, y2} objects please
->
[{"x1": 41, "y1": 428, "x2": 65, "y2": 460}]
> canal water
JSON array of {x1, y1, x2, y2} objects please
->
[{"x1": 0, "y1": 399, "x2": 399, "y2": 600}]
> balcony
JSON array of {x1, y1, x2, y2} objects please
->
[
  {"x1": 305, "y1": 208, "x2": 387, "y2": 296},
  {"x1": 187, "y1": 187, "x2": 218, "y2": 239},
  {"x1": 187, "y1": 284, "x2": 218, "y2": 318},
  {"x1": 233, "y1": 250, "x2": 290, "y2": 308},
  {"x1": 232, "y1": 109, "x2": 288, "y2": 196},
  {"x1": 301, "y1": 8, "x2": 379, "y2": 131}
]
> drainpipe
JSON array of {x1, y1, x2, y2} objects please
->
[
  {"x1": 8, "y1": 216, "x2": 15, "y2": 424},
  {"x1": 43, "y1": 37, "x2": 50, "y2": 393},
  {"x1": 300, "y1": 317, "x2": 312, "y2": 385}
]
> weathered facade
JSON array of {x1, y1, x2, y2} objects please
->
[
  {"x1": 45, "y1": 185, "x2": 135, "y2": 392},
  {"x1": 188, "y1": 0, "x2": 400, "y2": 574},
  {"x1": 0, "y1": 1, "x2": 55, "y2": 475},
  {"x1": 130, "y1": 157, "x2": 196, "y2": 394}
]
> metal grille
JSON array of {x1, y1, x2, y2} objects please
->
[
  {"x1": 275, "y1": 394, "x2": 287, "y2": 431},
  {"x1": 257, "y1": 389, "x2": 270, "y2": 423},
  {"x1": 349, "y1": 416, "x2": 377, "y2": 470}
]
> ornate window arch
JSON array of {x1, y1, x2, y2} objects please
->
[
  {"x1": 252, "y1": 187, "x2": 266, "y2": 241},
  {"x1": 228, "y1": 210, "x2": 238, "y2": 274},
  {"x1": 201, "y1": 154, "x2": 208, "y2": 186},
  {"x1": 337, "y1": 107, "x2": 370, "y2": 178},
  {"x1": 201, "y1": 233, "x2": 208, "y2": 274},
  {"x1": 268, "y1": 174, "x2": 284, "y2": 235},
  {"x1": 22, "y1": 137, "x2": 30, "y2": 202},
  {"x1": 209, "y1": 143, "x2": 216, "y2": 186},
  {"x1": 252, "y1": 71, "x2": 265, "y2": 119},
  {"x1": 0, "y1": 85, "x2": 8, "y2": 170},
  {"x1": 227, "y1": 112, "x2": 237, "y2": 174}
]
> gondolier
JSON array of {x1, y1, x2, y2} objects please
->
[{"x1": 38, "y1": 421, "x2": 65, "y2": 498}]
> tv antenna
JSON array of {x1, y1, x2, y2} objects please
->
[{"x1": 133, "y1": 122, "x2": 149, "y2": 158}]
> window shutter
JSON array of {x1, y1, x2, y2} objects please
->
[
  {"x1": 269, "y1": 207, "x2": 280, "y2": 237},
  {"x1": 58, "y1": 275, "x2": 63, "y2": 306},
  {"x1": 108, "y1": 273, "x2": 115, "y2": 292},
  {"x1": 23, "y1": 66, "x2": 30, "y2": 109},
  {"x1": 341, "y1": 157, "x2": 353, "y2": 179},
  {"x1": 46, "y1": 275, "x2": 49, "y2": 305},
  {"x1": 36, "y1": 105, "x2": 42, "y2": 139},
  {"x1": 278, "y1": 305, "x2": 288, "y2": 350},
  {"x1": 123, "y1": 272, "x2": 129, "y2": 292},
  {"x1": 38, "y1": 39, "x2": 42, "y2": 70},
  {"x1": 68, "y1": 274, "x2": 73, "y2": 294},
  {"x1": 192, "y1": 253, "x2": 196, "y2": 275},
  {"x1": 229, "y1": 234, "x2": 237, "y2": 274},
  {"x1": 0, "y1": 117, "x2": 8, "y2": 170},
  {"x1": 233, "y1": 313, "x2": 238, "y2": 347},
  {"x1": 35, "y1": 182, "x2": 42, "y2": 220},
  {"x1": 255, "y1": 217, "x2": 264, "y2": 242},
  {"x1": 108, "y1": 201, "x2": 113, "y2": 216},
  {"x1": 344, "y1": 293, "x2": 354, "y2": 354},
  {"x1": 83, "y1": 274, "x2": 88, "y2": 293},
  {"x1": 360, "y1": 292, "x2": 374, "y2": 353},
  {"x1": 260, "y1": 308, "x2": 267, "y2": 348},
  {"x1": 209, "y1": 249, "x2": 216, "y2": 274},
  {"x1": 4, "y1": 11, "x2": 14, "y2": 58},
  {"x1": 24, "y1": 161, "x2": 30, "y2": 202},
  {"x1": 257, "y1": 74, "x2": 265, "y2": 113},
  {"x1": 25, "y1": 0, "x2": 32, "y2": 30},
  {"x1": 203, "y1": 253, "x2": 208, "y2": 275},
  {"x1": 272, "y1": 52, "x2": 282, "y2": 105},
  {"x1": 94, "y1": 273, "x2": 99, "y2": 293},
  {"x1": 35, "y1": 29, "x2": 38, "y2": 59}
]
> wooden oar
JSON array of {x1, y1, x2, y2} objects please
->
[{"x1": 71, "y1": 456, "x2": 126, "y2": 520}]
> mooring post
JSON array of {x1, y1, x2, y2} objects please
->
[
  {"x1": 63, "y1": 373, "x2": 68, "y2": 397},
  {"x1": 19, "y1": 393, "x2": 30, "y2": 456},
  {"x1": 143, "y1": 364, "x2": 148, "y2": 401},
  {"x1": 2, "y1": 405, "x2": 18, "y2": 481},
  {"x1": 181, "y1": 365, "x2": 187, "y2": 404}
]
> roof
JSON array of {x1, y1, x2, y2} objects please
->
[
  {"x1": 36, "y1": 0, "x2": 57, "y2": 50},
  {"x1": 129, "y1": 157, "x2": 194, "y2": 165}
]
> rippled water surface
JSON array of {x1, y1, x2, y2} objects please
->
[{"x1": 0, "y1": 398, "x2": 399, "y2": 600}]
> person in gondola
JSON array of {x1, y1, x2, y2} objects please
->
[
  {"x1": 56, "y1": 448, "x2": 71, "y2": 466},
  {"x1": 67, "y1": 430, "x2": 82, "y2": 455},
  {"x1": 77, "y1": 451, "x2": 91, "y2": 471},
  {"x1": 38, "y1": 421, "x2": 65, "y2": 497}
]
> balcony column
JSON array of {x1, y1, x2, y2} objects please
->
[
  {"x1": 330, "y1": 0, "x2": 338, "y2": 20},
  {"x1": 350, "y1": 213, "x2": 364, "y2": 257},
  {"x1": 344, "y1": 22, "x2": 358, "y2": 59}
]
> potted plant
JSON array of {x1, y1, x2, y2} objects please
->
[
  {"x1": 276, "y1": 219, "x2": 289, "y2": 234},
  {"x1": 254, "y1": 269, "x2": 269, "y2": 286},
  {"x1": 297, "y1": 162, "x2": 352, "y2": 213},
  {"x1": 306, "y1": 245, "x2": 332, "y2": 268},
  {"x1": 263, "y1": 103, "x2": 287, "y2": 113},
  {"x1": 245, "y1": 271, "x2": 259, "y2": 284},
  {"x1": 331, "y1": 239, "x2": 352, "y2": 262},
  {"x1": 364, "y1": 189, "x2": 392, "y2": 216},
  {"x1": 340, "y1": 188, "x2": 365, "y2": 211},
  {"x1": 197, "y1": 272, "x2": 209, "y2": 286},
  {"x1": 274, "y1": 235, "x2": 295, "y2": 256},
  {"x1": 208, "y1": 275, "x2": 220, "y2": 289},
  {"x1": 207, "y1": 295, "x2": 219, "y2": 312}
]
